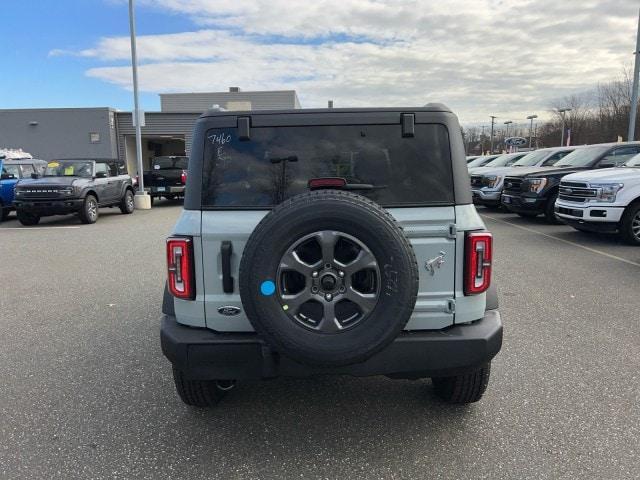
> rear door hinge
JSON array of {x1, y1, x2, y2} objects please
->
[
  {"x1": 448, "y1": 223, "x2": 457, "y2": 239},
  {"x1": 446, "y1": 299, "x2": 456, "y2": 314}
]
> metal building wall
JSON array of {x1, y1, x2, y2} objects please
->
[
  {"x1": 0, "y1": 108, "x2": 117, "y2": 160},
  {"x1": 160, "y1": 90, "x2": 300, "y2": 112},
  {"x1": 115, "y1": 111, "x2": 201, "y2": 161}
]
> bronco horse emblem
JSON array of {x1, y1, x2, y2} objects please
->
[{"x1": 425, "y1": 251, "x2": 446, "y2": 275}]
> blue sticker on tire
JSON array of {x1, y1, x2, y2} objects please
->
[{"x1": 260, "y1": 280, "x2": 276, "y2": 296}]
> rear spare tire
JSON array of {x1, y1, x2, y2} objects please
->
[{"x1": 239, "y1": 190, "x2": 419, "y2": 367}]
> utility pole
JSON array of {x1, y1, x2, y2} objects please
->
[
  {"x1": 480, "y1": 125, "x2": 486, "y2": 154},
  {"x1": 558, "y1": 108, "x2": 572, "y2": 146},
  {"x1": 628, "y1": 8, "x2": 640, "y2": 141},
  {"x1": 489, "y1": 116, "x2": 496, "y2": 154},
  {"x1": 527, "y1": 114, "x2": 538, "y2": 148},
  {"x1": 129, "y1": 0, "x2": 151, "y2": 209}
]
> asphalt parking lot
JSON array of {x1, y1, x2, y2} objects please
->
[{"x1": 1, "y1": 203, "x2": 639, "y2": 480}]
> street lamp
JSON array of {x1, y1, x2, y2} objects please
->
[
  {"x1": 489, "y1": 116, "x2": 496, "y2": 154},
  {"x1": 503, "y1": 120, "x2": 513, "y2": 139},
  {"x1": 128, "y1": 0, "x2": 151, "y2": 209},
  {"x1": 503, "y1": 121, "x2": 513, "y2": 151},
  {"x1": 558, "y1": 108, "x2": 572, "y2": 146},
  {"x1": 526, "y1": 114, "x2": 538, "y2": 148}
]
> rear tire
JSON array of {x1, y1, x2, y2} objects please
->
[
  {"x1": 432, "y1": 363, "x2": 491, "y2": 404},
  {"x1": 544, "y1": 192, "x2": 562, "y2": 224},
  {"x1": 17, "y1": 211, "x2": 40, "y2": 226},
  {"x1": 79, "y1": 194, "x2": 99, "y2": 224},
  {"x1": 172, "y1": 367, "x2": 229, "y2": 407},
  {"x1": 0, "y1": 204, "x2": 9, "y2": 222},
  {"x1": 620, "y1": 202, "x2": 640, "y2": 246},
  {"x1": 119, "y1": 189, "x2": 135, "y2": 214}
]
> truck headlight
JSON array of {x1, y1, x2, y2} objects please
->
[
  {"x1": 526, "y1": 178, "x2": 547, "y2": 193},
  {"x1": 590, "y1": 183, "x2": 623, "y2": 203},
  {"x1": 482, "y1": 175, "x2": 503, "y2": 188}
]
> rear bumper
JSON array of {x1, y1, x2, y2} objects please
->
[
  {"x1": 14, "y1": 199, "x2": 83, "y2": 215},
  {"x1": 146, "y1": 186, "x2": 185, "y2": 196},
  {"x1": 160, "y1": 310, "x2": 503, "y2": 380}
]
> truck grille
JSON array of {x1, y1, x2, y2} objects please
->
[
  {"x1": 503, "y1": 177, "x2": 522, "y2": 194},
  {"x1": 18, "y1": 188, "x2": 63, "y2": 199},
  {"x1": 559, "y1": 181, "x2": 596, "y2": 203},
  {"x1": 470, "y1": 175, "x2": 483, "y2": 188}
]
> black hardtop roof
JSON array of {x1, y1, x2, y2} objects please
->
[{"x1": 200, "y1": 104, "x2": 452, "y2": 119}]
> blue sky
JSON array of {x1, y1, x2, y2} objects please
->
[
  {"x1": 0, "y1": 0, "x2": 194, "y2": 111},
  {"x1": 1, "y1": 0, "x2": 639, "y2": 122}
]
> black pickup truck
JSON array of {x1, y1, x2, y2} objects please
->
[
  {"x1": 13, "y1": 158, "x2": 135, "y2": 225},
  {"x1": 142, "y1": 156, "x2": 188, "y2": 205}
]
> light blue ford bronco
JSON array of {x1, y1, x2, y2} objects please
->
[{"x1": 161, "y1": 106, "x2": 502, "y2": 407}]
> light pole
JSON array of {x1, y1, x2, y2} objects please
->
[
  {"x1": 128, "y1": 0, "x2": 151, "y2": 209},
  {"x1": 503, "y1": 121, "x2": 512, "y2": 152},
  {"x1": 558, "y1": 108, "x2": 571, "y2": 146},
  {"x1": 526, "y1": 114, "x2": 538, "y2": 148},
  {"x1": 489, "y1": 116, "x2": 496, "y2": 154},
  {"x1": 629, "y1": 8, "x2": 640, "y2": 141}
]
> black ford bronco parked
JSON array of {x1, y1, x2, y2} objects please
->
[
  {"x1": 161, "y1": 106, "x2": 502, "y2": 407},
  {"x1": 14, "y1": 158, "x2": 135, "y2": 225}
]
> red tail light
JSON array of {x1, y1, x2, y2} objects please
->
[
  {"x1": 166, "y1": 237, "x2": 195, "y2": 300},
  {"x1": 464, "y1": 232, "x2": 492, "y2": 295},
  {"x1": 181, "y1": 170, "x2": 187, "y2": 185}
]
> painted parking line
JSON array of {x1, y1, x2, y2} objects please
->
[
  {"x1": 482, "y1": 213, "x2": 640, "y2": 268},
  {"x1": 0, "y1": 226, "x2": 81, "y2": 230}
]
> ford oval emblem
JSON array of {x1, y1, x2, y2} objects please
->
[{"x1": 218, "y1": 306, "x2": 241, "y2": 316}]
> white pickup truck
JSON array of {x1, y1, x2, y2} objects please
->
[{"x1": 555, "y1": 153, "x2": 640, "y2": 245}]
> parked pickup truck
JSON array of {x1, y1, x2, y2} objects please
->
[
  {"x1": 555, "y1": 153, "x2": 640, "y2": 244},
  {"x1": 143, "y1": 156, "x2": 188, "y2": 205},
  {"x1": 470, "y1": 147, "x2": 575, "y2": 209},
  {"x1": 501, "y1": 142, "x2": 640, "y2": 223},
  {"x1": 14, "y1": 158, "x2": 134, "y2": 225},
  {"x1": 0, "y1": 157, "x2": 47, "y2": 221},
  {"x1": 161, "y1": 105, "x2": 502, "y2": 407}
]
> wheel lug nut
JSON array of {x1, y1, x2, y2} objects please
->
[
  {"x1": 338, "y1": 271, "x2": 344, "y2": 277},
  {"x1": 311, "y1": 286, "x2": 319, "y2": 293},
  {"x1": 325, "y1": 293, "x2": 333, "y2": 301},
  {"x1": 312, "y1": 271, "x2": 319, "y2": 278},
  {"x1": 325, "y1": 263, "x2": 331, "y2": 269},
  {"x1": 339, "y1": 286, "x2": 346, "y2": 293}
]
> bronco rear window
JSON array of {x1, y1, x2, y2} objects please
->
[{"x1": 201, "y1": 124, "x2": 453, "y2": 208}]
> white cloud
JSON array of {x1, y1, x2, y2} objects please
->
[{"x1": 57, "y1": 0, "x2": 640, "y2": 122}]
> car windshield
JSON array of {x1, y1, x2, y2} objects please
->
[
  {"x1": 485, "y1": 154, "x2": 520, "y2": 167},
  {"x1": 152, "y1": 156, "x2": 188, "y2": 169},
  {"x1": 467, "y1": 156, "x2": 497, "y2": 168},
  {"x1": 44, "y1": 160, "x2": 94, "y2": 177},
  {"x1": 625, "y1": 153, "x2": 640, "y2": 167},
  {"x1": 555, "y1": 146, "x2": 609, "y2": 167},
  {"x1": 512, "y1": 150, "x2": 551, "y2": 167}
]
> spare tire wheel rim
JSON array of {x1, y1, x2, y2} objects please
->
[{"x1": 276, "y1": 230, "x2": 380, "y2": 333}]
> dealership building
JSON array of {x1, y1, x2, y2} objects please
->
[{"x1": 0, "y1": 88, "x2": 301, "y2": 175}]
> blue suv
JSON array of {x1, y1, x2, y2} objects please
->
[{"x1": 0, "y1": 158, "x2": 47, "y2": 221}]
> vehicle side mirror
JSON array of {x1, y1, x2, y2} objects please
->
[
  {"x1": 31, "y1": 172, "x2": 40, "y2": 179},
  {"x1": 95, "y1": 171, "x2": 108, "y2": 178},
  {"x1": 598, "y1": 161, "x2": 615, "y2": 169},
  {"x1": 1, "y1": 173, "x2": 16, "y2": 180}
]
